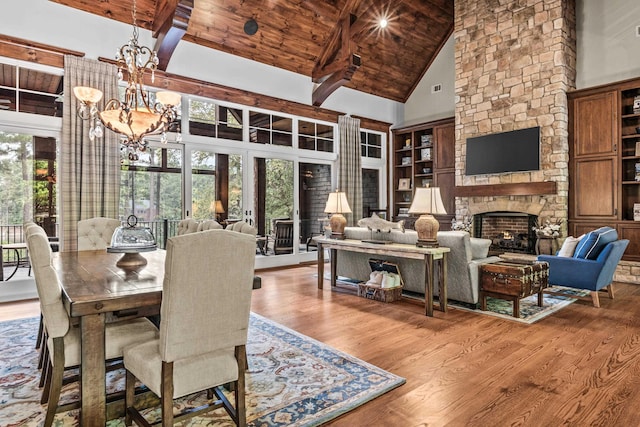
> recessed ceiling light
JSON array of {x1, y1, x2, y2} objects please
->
[{"x1": 379, "y1": 18, "x2": 388, "y2": 28}]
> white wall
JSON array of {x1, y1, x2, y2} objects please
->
[
  {"x1": 402, "y1": 35, "x2": 455, "y2": 127},
  {"x1": 1, "y1": 0, "x2": 403, "y2": 125},
  {"x1": 576, "y1": 0, "x2": 640, "y2": 89}
]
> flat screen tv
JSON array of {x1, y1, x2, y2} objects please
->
[{"x1": 465, "y1": 126, "x2": 540, "y2": 175}]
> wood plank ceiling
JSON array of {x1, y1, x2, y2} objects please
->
[{"x1": 49, "y1": 0, "x2": 453, "y2": 104}]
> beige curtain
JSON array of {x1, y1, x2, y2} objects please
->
[
  {"x1": 61, "y1": 56, "x2": 120, "y2": 251},
  {"x1": 338, "y1": 115, "x2": 362, "y2": 226}
]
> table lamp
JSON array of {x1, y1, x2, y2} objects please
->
[
  {"x1": 408, "y1": 186, "x2": 447, "y2": 247},
  {"x1": 324, "y1": 190, "x2": 352, "y2": 239},
  {"x1": 213, "y1": 200, "x2": 225, "y2": 222}
]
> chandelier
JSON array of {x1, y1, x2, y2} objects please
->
[{"x1": 73, "y1": 0, "x2": 181, "y2": 160}]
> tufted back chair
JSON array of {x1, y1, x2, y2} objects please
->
[
  {"x1": 176, "y1": 218, "x2": 199, "y2": 235},
  {"x1": 198, "y1": 219, "x2": 224, "y2": 232},
  {"x1": 226, "y1": 221, "x2": 257, "y2": 236},
  {"x1": 77, "y1": 217, "x2": 121, "y2": 251}
]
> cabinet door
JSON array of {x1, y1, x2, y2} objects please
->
[
  {"x1": 571, "y1": 157, "x2": 617, "y2": 219},
  {"x1": 618, "y1": 224, "x2": 640, "y2": 261},
  {"x1": 434, "y1": 123, "x2": 455, "y2": 169},
  {"x1": 435, "y1": 170, "x2": 455, "y2": 217},
  {"x1": 573, "y1": 91, "x2": 617, "y2": 157}
]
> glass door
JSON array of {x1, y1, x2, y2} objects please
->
[{"x1": 187, "y1": 146, "x2": 244, "y2": 225}]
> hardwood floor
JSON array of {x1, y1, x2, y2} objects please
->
[{"x1": 4, "y1": 264, "x2": 640, "y2": 426}]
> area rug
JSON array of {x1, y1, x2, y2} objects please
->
[
  {"x1": 449, "y1": 286, "x2": 591, "y2": 324},
  {"x1": 0, "y1": 313, "x2": 405, "y2": 426}
]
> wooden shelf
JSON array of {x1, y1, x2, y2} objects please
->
[{"x1": 454, "y1": 182, "x2": 557, "y2": 197}]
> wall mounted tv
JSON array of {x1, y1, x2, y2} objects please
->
[{"x1": 465, "y1": 126, "x2": 540, "y2": 175}]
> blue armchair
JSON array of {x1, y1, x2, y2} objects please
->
[{"x1": 537, "y1": 239, "x2": 629, "y2": 307}]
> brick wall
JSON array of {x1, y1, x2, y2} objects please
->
[{"x1": 454, "y1": 0, "x2": 576, "y2": 233}]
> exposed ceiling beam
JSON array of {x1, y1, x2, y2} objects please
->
[
  {"x1": 153, "y1": 0, "x2": 194, "y2": 71},
  {"x1": 311, "y1": 0, "x2": 364, "y2": 107}
]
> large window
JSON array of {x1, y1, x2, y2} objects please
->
[
  {"x1": 298, "y1": 120, "x2": 334, "y2": 152},
  {"x1": 249, "y1": 111, "x2": 293, "y2": 146},
  {"x1": 0, "y1": 63, "x2": 63, "y2": 117},
  {"x1": 361, "y1": 131, "x2": 382, "y2": 158}
]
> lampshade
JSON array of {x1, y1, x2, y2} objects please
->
[
  {"x1": 214, "y1": 200, "x2": 225, "y2": 214},
  {"x1": 408, "y1": 187, "x2": 447, "y2": 215},
  {"x1": 324, "y1": 191, "x2": 352, "y2": 214},
  {"x1": 408, "y1": 187, "x2": 447, "y2": 247},
  {"x1": 324, "y1": 190, "x2": 351, "y2": 239}
]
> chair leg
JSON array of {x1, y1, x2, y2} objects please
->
[
  {"x1": 40, "y1": 358, "x2": 52, "y2": 404},
  {"x1": 161, "y1": 361, "x2": 174, "y2": 427},
  {"x1": 236, "y1": 345, "x2": 247, "y2": 427},
  {"x1": 39, "y1": 338, "x2": 50, "y2": 388},
  {"x1": 590, "y1": 291, "x2": 601, "y2": 308},
  {"x1": 125, "y1": 370, "x2": 135, "y2": 426},
  {"x1": 607, "y1": 283, "x2": 615, "y2": 299},
  {"x1": 36, "y1": 314, "x2": 43, "y2": 350},
  {"x1": 43, "y1": 338, "x2": 65, "y2": 427}
]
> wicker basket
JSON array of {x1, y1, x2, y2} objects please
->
[{"x1": 357, "y1": 283, "x2": 403, "y2": 303}]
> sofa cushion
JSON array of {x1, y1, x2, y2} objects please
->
[
  {"x1": 558, "y1": 236, "x2": 581, "y2": 257},
  {"x1": 470, "y1": 237, "x2": 491, "y2": 259},
  {"x1": 573, "y1": 227, "x2": 617, "y2": 260}
]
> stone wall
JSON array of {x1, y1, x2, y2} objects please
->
[{"x1": 453, "y1": 0, "x2": 576, "y2": 233}]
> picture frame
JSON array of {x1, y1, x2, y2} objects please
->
[
  {"x1": 398, "y1": 178, "x2": 411, "y2": 190},
  {"x1": 634, "y1": 203, "x2": 640, "y2": 221},
  {"x1": 421, "y1": 148, "x2": 431, "y2": 160}
]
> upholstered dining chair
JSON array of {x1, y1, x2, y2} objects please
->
[
  {"x1": 27, "y1": 228, "x2": 159, "y2": 427},
  {"x1": 124, "y1": 230, "x2": 256, "y2": 426},
  {"x1": 176, "y1": 218, "x2": 199, "y2": 235},
  {"x1": 197, "y1": 219, "x2": 224, "y2": 231},
  {"x1": 77, "y1": 217, "x2": 121, "y2": 251}
]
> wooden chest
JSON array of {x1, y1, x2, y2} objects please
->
[{"x1": 480, "y1": 261, "x2": 549, "y2": 298}]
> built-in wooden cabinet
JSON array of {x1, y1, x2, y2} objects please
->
[
  {"x1": 569, "y1": 76, "x2": 640, "y2": 261},
  {"x1": 391, "y1": 118, "x2": 455, "y2": 230}
]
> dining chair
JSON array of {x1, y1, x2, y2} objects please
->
[
  {"x1": 176, "y1": 218, "x2": 199, "y2": 235},
  {"x1": 27, "y1": 229, "x2": 159, "y2": 427},
  {"x1": 124, "y1": 229, "x2": 256, "y2": 426},
  {"x1": 77, "y1": 217, "x2": 121, "y2": 251},
  {"x1": 197, "y1": 219, "x2": 224, "y2": 231}
]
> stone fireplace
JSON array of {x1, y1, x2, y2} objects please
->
[{"x1": 452, "y1": 0, "x2": 576, "y2": 235}]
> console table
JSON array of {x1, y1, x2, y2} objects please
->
[{"x1": 316, "y1": 238, "x2": 450, "y2": 317}]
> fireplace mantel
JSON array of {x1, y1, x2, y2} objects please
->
[{"x1": 454, "y1": 182, "x2": 557, "y2": 197}]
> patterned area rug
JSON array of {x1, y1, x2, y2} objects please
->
[
  {"x1": 0, "y1": 313, "x2": 405, "y2": 426},
  {"x1": 450, "y1": 286, "x2": 591, "y2": 324}
]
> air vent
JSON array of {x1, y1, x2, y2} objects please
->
[{"x1": 431, "y1": 84, "x2": 442, "y2": 93}]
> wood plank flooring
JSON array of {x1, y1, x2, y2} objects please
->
[{"x1": 4, "y1": 264, "x2": 640, "y2": 426}]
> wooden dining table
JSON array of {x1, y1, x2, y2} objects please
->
[{"x1": 52, "y1": 249, "x2": 165, "y2": 427}]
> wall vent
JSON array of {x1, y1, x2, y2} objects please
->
[
  {"x1": 431, "y1": 84, "x2": 442, "y2": 93},
  {"x1": 637, "y1": 25, "x2": 640, "y2": 37}
]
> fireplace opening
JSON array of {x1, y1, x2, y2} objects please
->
[{"x1": 473, "y1": 212, "x2": 537, "y2": 255}]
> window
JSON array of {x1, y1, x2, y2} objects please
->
[
  {"x1": 120, "y1": 147, "x2": 182, "y2": 247},
  {"x1": 361, "y1": 131, "x2": 382, "y2": 158},
  {"x1": 188, "y1": 100, "x2": 242, "y2": 140},
  {"x1": 298, "y1": 120, "x2": 334, "y2": 152},
  {"x1": 0, "y1": 131, "x2": 58, "y2": 238},
  {"x1": 249, "y1": 110, "x2": 293, "y2": 146},
  {"x1": 0, "y1": 63, "x2": 63, "y2": 117}
]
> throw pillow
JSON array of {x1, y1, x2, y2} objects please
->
[
  {"x1": 573, "y1": 227, "x2": 618, "y2": 260},
  {"x1": 558, "y1": 236, "x2": 581, "y2": 257}
]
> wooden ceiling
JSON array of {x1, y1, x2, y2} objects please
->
[{"x1": 49, "y1": 0, "x2": 453, "y2": 104}]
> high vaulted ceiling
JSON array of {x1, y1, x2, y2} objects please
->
[{"x1": 49, "y1": 0, "x2": 453, "y2": 104}]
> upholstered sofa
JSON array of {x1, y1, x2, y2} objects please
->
[{"x1": 335, "y1": 227, "x2": 501, "y2": 305}]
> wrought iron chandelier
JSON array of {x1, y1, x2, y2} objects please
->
[{"x1": 73, "y1": 0, "x2": 181, "y2": 160}]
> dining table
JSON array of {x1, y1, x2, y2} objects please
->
[{"x1": 52, "y1": 249, "x2": 165, "y2": 427}]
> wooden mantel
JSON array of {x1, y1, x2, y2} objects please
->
[{"x1": 454, "y1": 182, "x2": 557, "y2": 197}]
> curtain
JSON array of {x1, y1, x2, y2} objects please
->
[
  {"x1": 338, "y1": 115, "x2": 362, "y2": 226},
  {"x1": 61, "y1": 55, "x2": 120, "y2": 251}
]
